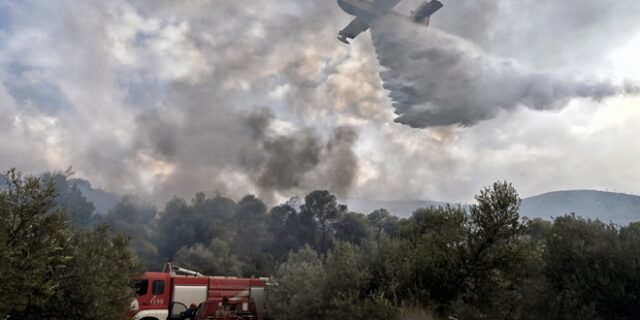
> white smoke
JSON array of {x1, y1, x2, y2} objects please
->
[{"x1": 371, "y1": 15, "x2": 637, "y2": 128}]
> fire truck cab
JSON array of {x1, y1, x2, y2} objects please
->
[{"x1": 129, "y1": 263, "x2": 267, "y2": 320}]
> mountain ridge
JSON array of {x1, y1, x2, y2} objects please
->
[{"x1": 346, "y1": 189, "x2": 640, "y2": 225}]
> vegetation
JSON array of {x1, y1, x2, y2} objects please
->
[
  {"x1": 0, "y1": 170, "x2": 140, "y2": 319},
  {"x1": 2, "y1": 168, "x2": 640, "y2": 319}
]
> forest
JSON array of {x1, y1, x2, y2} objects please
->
[{"x1": 2, "y1": 168, "x2": 640, "y2": 320}]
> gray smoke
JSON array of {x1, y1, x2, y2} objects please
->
[
  {"x1": 241, "y1": 109, "x2": 359, "y2": 199},
  {"x1": 322, "y1": 126, "x2": 359, "y2": 196},
  {"x1": 3, "y1": 0, "x2": 640, "y2": 204},
  {"x1": 117, "y1": 0, "x2": 365, "y2": 202},
  {"x1": 0, "y1": 0, "x2": 367, "y2": 203},
  {"x1": 133, "y1": 97, "x2": 360, "y2": 203},
  {"x1": 371, "y1": 15, "x2": 637, "y2": 128}
]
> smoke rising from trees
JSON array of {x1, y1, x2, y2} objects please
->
[
  {"x1": 371, "y1": 15, "x2": 637, "y2": 128},
  {"x1": 241, "y1": 109, "x2": 359, "y2": 199},
  {"x1": 0, "y1": 0, "x2": 365, "y2": 204},
  {"x1": 135, "y1": 101, "x2": 360, "y2": 203}
]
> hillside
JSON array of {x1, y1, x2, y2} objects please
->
[
  {"x1": 345, "y1": 198, "x2": 454, "y2": 217},
  {"x1": 72, "y1": 178, "x2": 120, "y2": 215},
  {"x1": 347, "y1": 190, "x2": 640, "y2": 225},
  {"x1": 520, "y1": 190, "x2": 640, "y2": 225}
]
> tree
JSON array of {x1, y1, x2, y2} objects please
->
[
  {"x1": 455, "y1": 181, "x2": 527, "y2": 318},
  {"x1": 368, "y1": 209, "x2": 399, "y2": 239},
  {"x1": 334, "y1": 212, "x2": 372, "y2": 245},
  {"x1": 391, "y1": 182, "x2": 529, "y2": 319},
  {"x1": 105, "y1": 196, "x2": 160, "y2": 269},
  {"x1": 209, "y1": 238, "x2": 244, "y2": 276},
  {"x1": 232, "y1": 195, "x2": 273, "y2": 276},
  {"x1": 322, "y1": 242, "x2": 395, "y2": 320},
  {"x1": 0, "y1": 169, "x2": 70, "y2": 316},
  {"x1": 542, "y1": 215, "x2": 640, "y2": 320},
  {"x1": 525, "y1": 218, "x2": 552, "y2": 242},
  {"x1": 22, "y1": 227, "x2": 141, "y2": 320},
  {"x1": 267, "y1": 246, "x2": 327, "y2": 320},
  {"x1": 399, "y1": 206, "x2": 468, "y2": 310},
  {"x1": 300, "y1": 190, "x2": 344, "y2": 253},
  {"x1": 105, "y1": 196, "x2": 157, "y2": 229},
  {"x1": 368, "y1": 237, "x2": 414, "y2": 305},
  {"x1": 157, "y1": 197, "x2": 197, "y2": 258},
  {"x1": 0, "y1": 169, "x2": 141, "y2": 319},
  {"x1": 174, "y1": 240, "x2": 243, "y2": 277},
  {"x1": 232, "y1": 195, "x2": 268, "y2": 255},
  {"x1": 469, "y1": 181, "x2": 523, "y2": 245},
  {"x1": 399, "y1": 205, "x2": 467, "y2": 245},
  {"x1": 157, "y1": 193, "x2": 239, "y2": 261},
  {"x1": 267, "y1": 204, "x2": 302, "y2": 262},
  {"x1": 42, "y1": 169, "x2": 97, "y2": 228},
  {"x1": 192, "y1": 193, "x2": 236, "y2": 244}
]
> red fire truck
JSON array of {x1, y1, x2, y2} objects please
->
[{"x1": 128, "y1": 263, "x2": 269, "y2": 320}]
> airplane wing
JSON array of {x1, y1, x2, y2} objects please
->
[
  {"x1": 338, "y1": 17, "x2": 370, "y2": 44},
  {"x1": 336, "y1": 0, "x2": 442, "y2": 44},
  {"x1": 411, "y1": 0, "x2": 444, "y2": 25}
]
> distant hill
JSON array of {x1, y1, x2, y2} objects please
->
[
  {"x1": 520, "y1": 190, "x2": 640, "y2": 225},
  {"x1": 346, "y1": 190, "x2": 640, "y2": 225},
  {"x1": 0, "y1": 174, "x2": 120, "y2": 215},
  {"x1": 72, "y1": 178, "x2": 120, "y2": 215},
  {"x1": 345, "y1": 198, "x2": 452, "y2": 217}
]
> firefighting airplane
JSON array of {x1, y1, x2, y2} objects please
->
[{"x1": 337, "y1": 0, "x2": 444, "y2": 44}]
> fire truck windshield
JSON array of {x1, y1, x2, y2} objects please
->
[{"x1": 130, "y1": 279, "x2": 149, "y2": 296}]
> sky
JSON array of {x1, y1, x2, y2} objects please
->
[{"x1": 0, "y1": 0, "x2": 639, "y2": 205}]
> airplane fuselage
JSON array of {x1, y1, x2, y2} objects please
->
[
  {"x1": 337, "y1": 0, "x2": 388, "y2": 21},
  {"x1": 336, "y1": 0, "x2": 442, "y2": 44}
]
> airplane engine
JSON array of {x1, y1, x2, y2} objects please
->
[{"x1": 411, "y1": 0, "x2": 444, "y2": 24}]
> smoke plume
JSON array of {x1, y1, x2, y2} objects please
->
[
  {"x1": 2, "y1": 0, "x2": 640, "y2": 204},
  {"x1": 241, "y1": 109, "x2": 359, "y2": 199},
  {"x1": 371, "y1": 15, "x2": 636, "y2": 128},
  {"x1": 0, "y1": 0, "x2": 367, "y2": 204},
  {"x1": 133, "y1": 99, "x2": 360, "y2": 203}
]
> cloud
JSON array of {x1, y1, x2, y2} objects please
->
[{"x1": 425, "y1": 0, "x2": 640, "y2": 69}]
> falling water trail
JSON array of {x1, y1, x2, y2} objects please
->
[{"x1": 370, "y1": 15, "x2": 637, "y2": 128}]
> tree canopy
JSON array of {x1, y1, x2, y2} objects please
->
[
  {"x1": 0, "y1": 169, "x2": 140, "y2": 319},
  {"x1": 4, "y1": 168, "x2": 640, "y2": 320}
]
